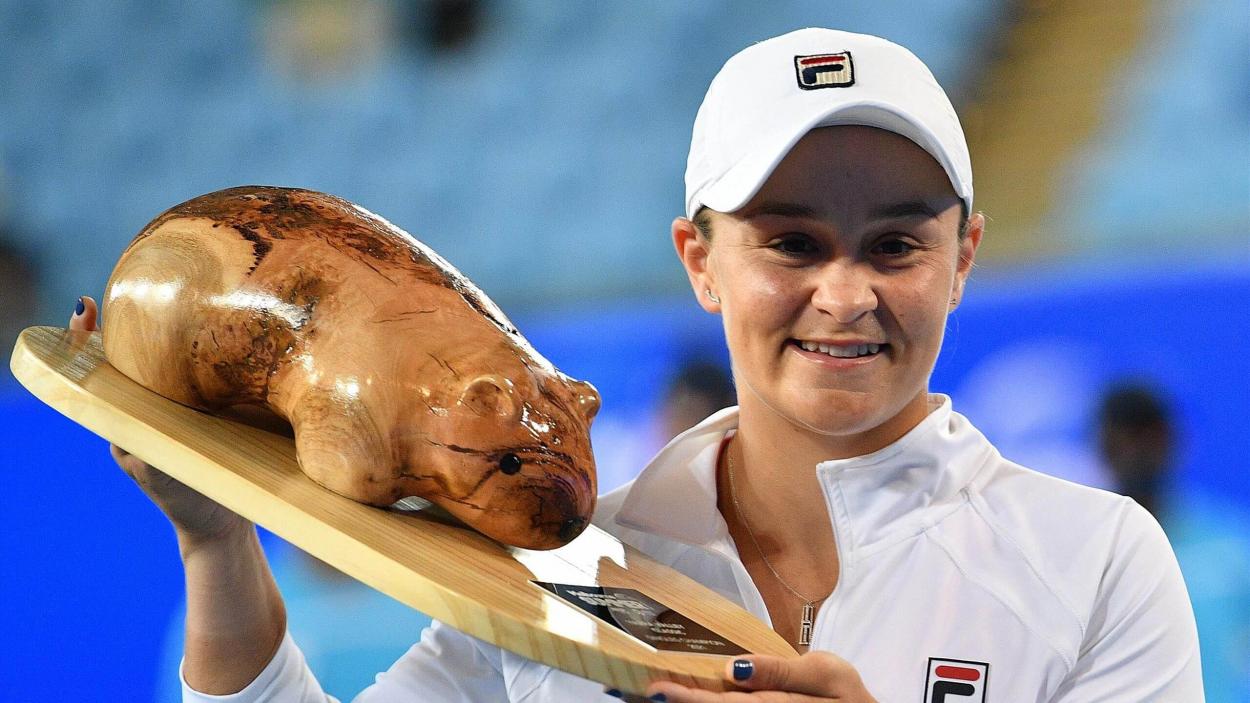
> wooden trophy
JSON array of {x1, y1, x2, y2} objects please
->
[{"x1": 9, "y1": 187, "x2": 794, "y2": 698}]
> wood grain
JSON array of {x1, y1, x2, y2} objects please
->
[
  {"x1": 101, "y1": 186, "x2": 601, "y2": 550},
  {"x1": 10, "y1": 326, "x2": 795, "y2": 695}
]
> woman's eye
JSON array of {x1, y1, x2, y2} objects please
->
[
  {"x1": 771, "y1": 235, "x2": 817, "y2": 256},
  {"x1": 873, "y1": 239, "x2": 915, "y2": 257}
]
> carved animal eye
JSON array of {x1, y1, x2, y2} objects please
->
[{"x1": 499, "y1": 453, "x2": 522, "y2": 475}]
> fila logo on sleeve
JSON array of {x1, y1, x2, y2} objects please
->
[{"x1": 924, "y1": 658, "x2": 989, "y2": 703}]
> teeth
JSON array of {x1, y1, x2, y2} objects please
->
[{"x1": 798, "y1": 341, "x2": 882, "y2": 358}]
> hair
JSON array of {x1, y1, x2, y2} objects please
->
[
  {"x1": 691, "y1": 204, "x2": 972, "y2": 242},
  {"x1": 1098, "y1": 383, "x2": 1172, "y2": 431}
]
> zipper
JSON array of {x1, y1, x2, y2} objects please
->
[{"x1": 809, "y1": 465, "x2": 851, "y2": 649}]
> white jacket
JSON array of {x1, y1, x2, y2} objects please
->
[{"x1": 184, "y1": 396, "x2": 1203, "y2": 702}]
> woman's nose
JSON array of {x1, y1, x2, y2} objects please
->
[{"x1": 810, "y1": 264, "x2": 878, "y2": 323}]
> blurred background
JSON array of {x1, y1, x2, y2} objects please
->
[{"x1": 1, "y1": 0, "x2": 1247, "y2": 700}]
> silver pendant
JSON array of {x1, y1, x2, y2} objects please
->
[{"x1": 799, "y1": 602, "x2": 815, "y2": 646}]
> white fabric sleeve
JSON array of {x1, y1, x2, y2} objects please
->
[
  {"x1": 180, "y1": 631, "x2": 336, "y2": 703},
  {"x1": 1049, "y1": 500, "x2": 1204, "y2": 702}
]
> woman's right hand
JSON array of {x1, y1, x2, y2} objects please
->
[{"x1": 70, "y1": 296, "x2": 252, "y2": 547}]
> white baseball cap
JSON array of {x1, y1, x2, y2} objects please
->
[{"x1": 685, "y1": 27, "x2": 973, "y2": 219}]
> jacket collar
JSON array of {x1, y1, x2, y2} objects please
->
[
  {"x1": 613, "y1": 406, "x2": 740, "y2": 551},
  {"x1": 613, "y1": 395, "x2": 996, "y2": 554}
]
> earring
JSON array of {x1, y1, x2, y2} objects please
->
[{"x1": 706, "y1": 289, "x2": 720, "y2": 304}]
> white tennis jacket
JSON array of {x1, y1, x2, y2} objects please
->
[{"x1": 184, "y1": 396, "x2": 1203, "y2": 702}]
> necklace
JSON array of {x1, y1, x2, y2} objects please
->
[{"x1": 726, "y1": 441, "x2": 829, "y2": 647}]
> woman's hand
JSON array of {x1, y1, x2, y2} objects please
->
[
  {"x1": 643, "y1": 652, "x2": 877, "y2": 702},
  {"x1": 69, "y1": 296, "x2": 252, "y2": 549}
]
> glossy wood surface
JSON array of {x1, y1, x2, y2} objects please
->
[
  {"x1": 100, "y1": 186, "x2": 600, "y2": 550},
  {"x1": 10, "y1": 327, "x2": 796, "y2": 695}
]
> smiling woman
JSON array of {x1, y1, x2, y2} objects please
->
[{"x1": 76, "y1": 27, "x2": 1201, "y2": 703}]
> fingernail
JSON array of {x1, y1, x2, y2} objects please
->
[
  {"x1": 605, "y1": 690, "x2": 622, "y2": 699},
  {"x1": 649, "y1": 695, "x2": 667, "y2": 702},
  {"x1": 74, "y1": 297, "x2": 85, "y2": 316},
  {"x1": 732, "y1": 659, "x2": 754, "y2": 681}
]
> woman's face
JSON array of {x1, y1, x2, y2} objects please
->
[{"x1": 675, "y1": 126, "x2": 983, "y2": 448}]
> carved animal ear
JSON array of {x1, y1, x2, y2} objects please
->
[
  {"x1": 573, "y1": 380, "x2": 600, "y2": 421},
  {"x1": 458, "y1": 374, "x2": 518, "y2": 417}
]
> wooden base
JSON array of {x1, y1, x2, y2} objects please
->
[{"x1": 9, "y1": 326, "x2": 794, "y2": 695}]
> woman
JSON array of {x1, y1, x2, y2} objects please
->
[{"x1": 70, "y1": 28, "x2": 1201, "y2": 702}]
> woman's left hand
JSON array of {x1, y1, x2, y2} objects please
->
[{"x1": 644, "y1": 652, "x2": 877, "y2": 702}]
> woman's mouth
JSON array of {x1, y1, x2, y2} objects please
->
[{"x1": 792, "y1": 339, "x2": 887, "y2": 359}]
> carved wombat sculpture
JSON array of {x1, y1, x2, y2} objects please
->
[{"x1": 102, "y1": 186, "x2": 600, "y2": 549}]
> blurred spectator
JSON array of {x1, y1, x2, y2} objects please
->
[
  {"x1": 1097, "y1": 382, "x2": 1250, "y2": 702},
  {"x1": 400, "y1": 0, "x2": 485, "y2": 53},
  {"x1": 263, "y1": 0, "x2": 394, "y2": 83},
  {"x1": 1098, "y1": 383, "x2": 1175, "y2": 516},
  {"x1": 659, "y1": 357, "x2": 735, "y2": 440}
]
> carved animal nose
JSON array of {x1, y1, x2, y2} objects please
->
[{"x1": 559, "y1": 516, "x2": 586, "y2": 542}]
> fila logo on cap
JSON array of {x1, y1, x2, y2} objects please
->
[
  {"x1": 924, "y1": 658, "x2": 989, "y2": 703},
  {"x1": 795, "y1": 52, "x2": 855, "y2": 90}
]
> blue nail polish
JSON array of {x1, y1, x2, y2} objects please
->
[
  {"x1": 75, "y1": 298, "x2": 85, "y2": 316},
  {"x1": 732, "y1": 659, "x2": 754, "y2": 681},
  {"x1": 605, "y1": 689, "x2": 622, "y2": 698},
  {"x1": 649, "y1": 695, "x2": 667, "y2": 702}
]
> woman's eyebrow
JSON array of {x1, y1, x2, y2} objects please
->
[
  {"x1": 867, "y1": 200, "x2": 942, "y2": 221},
  {"x1": 737, "y1": 201, "x2": 820, "y2": 220}
]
